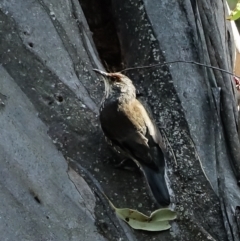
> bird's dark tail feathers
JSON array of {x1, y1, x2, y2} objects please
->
[{"x1": 141, "y1": 164, "x2": 170, "y2": 206}]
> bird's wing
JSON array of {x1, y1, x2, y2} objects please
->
[
  {"x1": 100, "y1": 99, "x2": 170, "y2": 205},
  {"x1": 128, "y1": 99, "x2": 165, "y2": 169},
  {"x1": 134, "y1": 99, "x2": 164, "y2": 147},
  {"x1": 102, "y1": 122, "x2": 153, "y2": 164},
  {"x1": 100, "y1": 99, "x2": 164, "y2": 167},
  {"x1": 122, "y1": 100, "x2": 169, "y2": 205}
]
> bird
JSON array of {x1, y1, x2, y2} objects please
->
[{"x1": 93, "y1": 69, "x2": 170, "y2": 206}]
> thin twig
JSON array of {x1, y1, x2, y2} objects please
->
[{"x1": 120, "y1": 60, "x2": 240, "y2": 79}]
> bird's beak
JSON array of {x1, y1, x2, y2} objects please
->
[
  {"x1": 93, "y1": 69, "x2": 112, "y2": 97},
  {"x1": 93, "y1": 69, "x2": 109, "y2": 77}
]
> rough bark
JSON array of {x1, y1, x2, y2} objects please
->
[{"x1": 0, "y1": 0, "x2": 239, "y2": 240}]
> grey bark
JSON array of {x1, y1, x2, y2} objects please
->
[{"x1": 0, "y1": 0, "x2": 239, "y2": 240}]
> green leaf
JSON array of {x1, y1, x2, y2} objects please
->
[
  {"x1": 105, "y1": 194, "x2": 177, "y2": 231},
  {"x1": 227, "y1": 3, "x2": 240, "y2": 21},
  {"x1": 124, "y1": 219, "x2": 171, "y2": 231},
  {"x1": 150, "y1": 208, "x2": 177, "y2": 221}
]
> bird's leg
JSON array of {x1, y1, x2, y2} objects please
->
[
  {"x1": 136, "y1": 90, "x2": 144, "y2": 98},
  {"x1": 114, "y1": 158, "x2": 139, "y2": 171},
  {"x1": 114, "y1": 158, "x2": 130, "y2": 167}
]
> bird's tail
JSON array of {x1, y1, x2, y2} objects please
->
[{"x1": 141, "y1": 164, "x2": 170, "y2": 206}]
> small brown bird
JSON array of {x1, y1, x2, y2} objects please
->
[{"x1": 94, "y1": 69, "x2": 170, "y2": 206}]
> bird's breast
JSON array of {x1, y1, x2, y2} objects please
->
[{"x1": 100, "y1": 98, "x2": 147, "y2": 140}]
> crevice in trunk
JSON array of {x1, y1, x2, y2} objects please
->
[{"x1": 79, "y1": 0, "x2": 122, "y2": 71}]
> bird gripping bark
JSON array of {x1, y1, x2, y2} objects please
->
[{"x1": 94, "y1": 69, "x2": 170, "y2": 206}]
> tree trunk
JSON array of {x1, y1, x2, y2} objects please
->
[{"x1": 0, "y1": 0, "x2": 239, "y2": 240}]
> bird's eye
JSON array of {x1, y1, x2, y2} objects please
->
[{"x1": 111, "y1": 77, "x2": 121, "y2": 82}]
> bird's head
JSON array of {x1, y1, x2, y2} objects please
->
[{"x1": 93, "y1": 69, "x2": 136, "y2": 98}]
